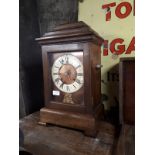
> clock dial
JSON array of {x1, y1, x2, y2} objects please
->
[{"x1": 51, "y1": 54, "x2": 84, "y2": 93}]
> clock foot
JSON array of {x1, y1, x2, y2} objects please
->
[
  {"x1": 84, "y1": 129, "x2": 97, "y2": 138},
  {"x1": 38, "y1": 121, "x2": 47, "y2": 126}
]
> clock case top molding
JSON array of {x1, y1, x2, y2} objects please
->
[{"x1": 36, "y1": 21, "x2": 104, "y2": 137}]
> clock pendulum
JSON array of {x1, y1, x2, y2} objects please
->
[{"x1": 36, "y1": 21, "x2": 104, "y2": 137}]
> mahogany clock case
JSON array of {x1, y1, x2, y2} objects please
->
[{"x1": 36, "y1": 22, "x2": 104, "y2": 136}]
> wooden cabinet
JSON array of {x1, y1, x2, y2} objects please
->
[{"x1": 119, "y1": 58, "x2": 135, "y2": 125}]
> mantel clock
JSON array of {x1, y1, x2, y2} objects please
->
[{"x1": 36, "y1": 21, "x2": 104, "y2": 137}]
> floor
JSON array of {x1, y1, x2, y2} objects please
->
[{"x1": 19, "y1": 112, "x2": 134, "y2": 155}]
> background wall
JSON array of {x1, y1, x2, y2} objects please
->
[
  {"x1": 78, "y1": 0, "x2": 135, "y2": 110},
  {"x1": 37, "y1": 0, "x2": 78, "y2": 35},
  {"x1": 19, "y1": 0, "x2": 79, "y2": 118},
  {"x1": 19, "y1": 0, "x2": 43, "y2": 118}
]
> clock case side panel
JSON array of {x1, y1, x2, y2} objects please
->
[
  {"x1": 42, "y1": 46, "x2": 50, "y2": 106},
  {"x1": 85, "y1": 42, "x2": 104, "y2": 117},
  {"x1": 41, "y1": 43, "x2": 90, "y2": 114}
]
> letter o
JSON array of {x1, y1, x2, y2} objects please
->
[{"x1": 115, "y1": 2, "x2": 132, "y2": 19}]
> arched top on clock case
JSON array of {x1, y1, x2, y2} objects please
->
[{"x1": 35, "y1": 21, "x2": 104, "y2": 45}]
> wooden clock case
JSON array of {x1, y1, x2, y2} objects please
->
[{"x1": 36, "y1": 21, "x2": 104, "y2": 137}]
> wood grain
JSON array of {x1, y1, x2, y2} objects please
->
[
  {"x1": 119, "y1": 58, "x2": 135, "y2": 125},
  {"x1": 20, "y1": 112, "x2": 115, "y2": 155},
  {"x1": 113, "y1": 125, "x2": 135, "y2": 155},
  {"x1": 20, "y1": 112, "x2": 135, "y2": 155}
]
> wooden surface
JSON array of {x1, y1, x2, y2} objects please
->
[
  {"x1": 114, "y1": 125, "x2": 135, "y2": 155},
  {"x1": 19, "y1": 112, "x2": 135, "y2": 155},
  {"x1": 20, "y1": 112, "x2": 115, "y2": 155},
  {"x1": 119, "y1": 58, "x2": 135, "y2": 125}
]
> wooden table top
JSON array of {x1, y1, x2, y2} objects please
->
[
  {"x1": 19, "y1": 112, "x2": 116, "y2": 155},
  {"x1": 19, "y1": 112, "x2": 134, "y2": 155}
]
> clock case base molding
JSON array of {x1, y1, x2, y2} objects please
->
[{"x1": 39, "y1": 103, "x2": 103, "y2": 137}]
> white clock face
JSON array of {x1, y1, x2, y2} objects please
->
[{"x1": 51, "y1": 54, "x2": 84, "y2": 93}]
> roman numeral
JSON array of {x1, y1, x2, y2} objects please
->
[
  {"x1": 75, "y1": 79, "x2": 81, "y2": 84},
  {"x1": 59, "y1": 59, "x2": 64, "y2": 65},
  {"x1": 73, "y1": 85, "x2": 76, "y2": 88},
  {"x1": 75, "y1": 65, "x2": 81, "y2": 69},
  {"x1": 65, "y1": 55, "x2": 69, "y2": 64},
  {"x1": 60, "y1": 83, "x2": 64, "y2": 89},
  {"x1": 77, "y1": 73, "x2": 83, "y2": 76},
  {"x1": 53, "y1": 73, "x2": 59, "y2": 75},
  {"x1": 55, "y1": 78, "x2": 60, "y2": 84},
  {"x1": 66, "y1": 85, "x2": 70, "y2": 91}
]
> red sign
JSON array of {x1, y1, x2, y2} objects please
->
[
  {"x1": 101, "y1": 1, "x2": 135, "y2": 56},
  {"x1": 102, "y1": 1, "x2": 135, "y2": 21},
  {"x1": 103, "y1": 37, "x2": 135, "y2": 56}
]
